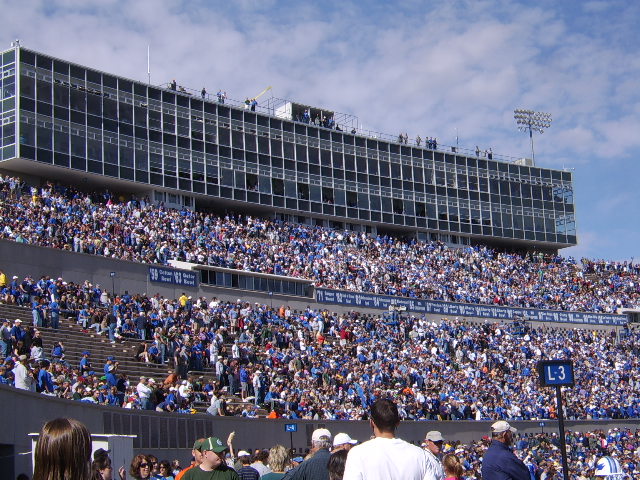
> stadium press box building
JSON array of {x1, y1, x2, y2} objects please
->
[{"x1": 0, "y1": 45, "x2": 576, "y2": 252}]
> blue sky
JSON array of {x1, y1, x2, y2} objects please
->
[{"x1": 1, "y1": 0, "x2": 639, "y2": 261}]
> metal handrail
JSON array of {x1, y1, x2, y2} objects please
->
[{"x1": 159, "y1": 81, "x2": 531, "y2": 166}]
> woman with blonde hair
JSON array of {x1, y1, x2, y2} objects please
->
[
  {"x1": 261, "y1": 445, "x2": 291, "y2": 480},
  {"x1": 442, "y1": 453, "x2": 464, "y2": 480},
  {"x1": 33, "y1": 417, "x2": 92, "y2": 480}
]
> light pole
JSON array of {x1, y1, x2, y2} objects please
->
[{"x1": 514, "y1": 109, "x2": 552, "y2": 162}]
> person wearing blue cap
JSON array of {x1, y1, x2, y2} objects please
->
[
  {"x1": 104, "y1": 356, "x2": 118, "y2": 387},
  {"x1": 79, "y1": 351, "x2": 91, "y2": 375}
]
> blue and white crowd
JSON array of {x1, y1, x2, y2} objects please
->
[
  {"x1": 3, "y1": 174, "x2": 640, "y2": 479},
  {"x1": 1, "y1": 270, "x2": 640, "y2": 424},
  {"x1": 1, "y1": 174, "x2": 639, "y2": 314}
]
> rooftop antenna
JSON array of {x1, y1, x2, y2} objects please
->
[
  {"x1": 11, "y1": 39, "x2": 21, "y2": 48},
  {"x1": 147, "y1": 45, "x2": 151, "y2": 85}
]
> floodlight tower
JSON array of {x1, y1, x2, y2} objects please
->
[{"x1": 514, "y1": 109, "x2": 552, "y2": 162}]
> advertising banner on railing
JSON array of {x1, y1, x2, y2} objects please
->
[
  {"x1": 315, "y1": 289, "x2": 626, "y2": 325},
  {"x1": 148, "y1": 266, "x2": 199, "y2": 287}
]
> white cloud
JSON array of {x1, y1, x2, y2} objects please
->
[{"x1": 2, "y1": 0, "x2": 640, "y2": 259}]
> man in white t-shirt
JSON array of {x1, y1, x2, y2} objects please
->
[
  {"x1": 423, "y1": 430, "x2": 445, "y2": 480},
  {"x1": 136, "y1": 376, "x2": 152, "y2": 410},
  {"x1": 343, "y1": 398, "x2": 429, "y2": 480}
]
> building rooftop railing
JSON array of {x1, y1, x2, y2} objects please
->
[{"x1": 158, "y1": 81, "x2": 532, "y2": 167}]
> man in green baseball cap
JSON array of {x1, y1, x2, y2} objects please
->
[
  {"x1": 174, "y1": 438, "x2": 206, "y2": 480},
  {"x1": 181, "y1": 437, "x2": 238, "y2": 480}
]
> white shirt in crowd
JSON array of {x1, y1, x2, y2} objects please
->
[
  {"x1": 136, "y1": 381, "x2": 152, "y2": 400},
  {"x1": 13, "y1": 362, "x2": 32, "y2": 390},
  {"x1": 424, "y1": 449, "x2": 445, "y2": 480},
  {"x1": 343, "y1": 436, "x2": 429, "y2": 480}
]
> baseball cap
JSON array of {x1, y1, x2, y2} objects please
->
[
  {"x1": 237, "y1": 450, "x2": 251, "y2": 457},
  {"x1": 425, "y1": 431, "x2": 445, "y2": 442},
  {"x1": 202, "y1": 437, "x2": 227, "y2": 453},
  {"x1": 292, "y1": 456, "x2": 304, "y2": 463},
  {"x1": 93, "y1": 448, "x2": 110, "y2": 460},
  {"x1": 491, "y1": 420, "x2": 517, "y2": 434},
  {"x1": 311, "y1": 428, "x2": 332, "y2": 442},
  {"x1": 193, "y1": 439, "x2": 205, "y2": 451},
  {"x1": 333, "y1": 433, "x2": 358, "y2": 447}
]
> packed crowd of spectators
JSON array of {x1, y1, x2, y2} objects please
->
[
  {"x1": 1, "y1": 174, "x2": 639, "y2": 315},
  {"x1": 110, "y1": 426, "x2": 640, "y2": 479},
  {"x1": 437, "y1": 427, "x2": 640, "y2": 479},
  {"x1": 1, "y1": 268, "x2": 640, "y2": 424}
]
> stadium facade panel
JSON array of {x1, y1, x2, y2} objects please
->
[{"x1": 0, "y1": 46, "x2": 576, "y2": 251}]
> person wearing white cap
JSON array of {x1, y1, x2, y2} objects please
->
[
  {"x1": 236, "y1": 451, "x2": 260, "y2": 480},
  {"x1": 286, "y1": 428, "x2": 332, "y2": 480},
  {"x1": 343, "y1": 399, "x2": 430, "y2": 480},
  {"x1": 481, "y1": 421, "x2": 530, "y2": 480},
  {"x1": 332, "y1": 433, "x2": 358, "y2": 452},
  {"x1": 136, "y1": 376, "x2": 152, "y2": 410},
  {"x1": 423, "y1": 431, "x2": 445, "y2": 480},
  {"x1": 13, "y1": 354, "x2": 34, "y2": 390}
]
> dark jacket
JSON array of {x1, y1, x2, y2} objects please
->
[
  {"x1": 481, "y1": 440, "x2": 530, "y2": 480},
  {"x1": 283, "y1": 448, "x2": 330, "y2": 480}
]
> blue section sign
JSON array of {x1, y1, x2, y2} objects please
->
[
  {"x1": 537, "y1": 360, "x2": 575, "y2": 387},
  {"x1": 148, "y1": 266, "x2": 199, "y2": 287},
  {"x1": 285, "y1": 424, "x2": 297, "y2": 433},
  {"x1": 315, "y1": 288, "x2": 626, "y2": 326}
]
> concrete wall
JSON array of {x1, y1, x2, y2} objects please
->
[
  {"x1": 0, "y1": 239, "x2": 625, "y2": 332},
  {"x1": 0, "y1": 239, "x2": 358, "y2": 313},
  {"x1": 4, "y1": 385, "x2": 640, "y2": 476}
]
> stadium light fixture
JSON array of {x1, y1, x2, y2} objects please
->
[{"x1": 514, "y1": 109, "x2": 552, "y2": 162}]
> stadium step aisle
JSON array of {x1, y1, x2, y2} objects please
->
[
  {"x1": 0, "y1": 304, "x2": 186, "y2": 381},
  {"x1": 1, "y1": 303, "x2": 272, "y2": 415}
]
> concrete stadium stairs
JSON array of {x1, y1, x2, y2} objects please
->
[
  {"x1": 1, "y1": 303, "x2": 185, "y2": 382},
  {"x1": 0, "y1": 303, "x2": 265, "y2": 415}
]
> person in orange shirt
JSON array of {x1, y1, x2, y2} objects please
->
[
  {"x1": 267, "y1": 408, "x2": 281, "y2": 419},
  {"x1": 175, "y1": 438, "x2": 205, "y2": 480}
]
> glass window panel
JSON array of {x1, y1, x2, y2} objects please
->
[
  {"x1": 346, "y1": 191, "x2": 357, "y2": 207},
  {"x1": 259, "y1": 175, "x2": 271, "y2": 193},
  {"x1": 70, "y1": 135, "x2": 86, "y2": 156},
  {"x1": 308, "y1": 185, "x2": 320, "y2": 202},
  {"x1": 220, "y1": 168, "x2": 233, "y2": 187},
  {"x1": 103, "y1": 98, "x2": 118, "y2": 120},
  {"x1": 37, "y1": 79, "x2": 52, "y2": 103},
  {"x1": 69, "y1": 89, "x2": 86, "y2": 112},
  {"x1": 53, "y1": 84, "x2": 69, "y2": 106},
  {"x1": 284, "y1": 180, "x2": 297, "y2": 198},
  {"x1": 120, "y1": 147, "x2": 134, "y2": 167},
  {"x1": 104, "y1": 143, "x2": 118, "y2": 164},
  {"x1": 20, "y1": 122, "x2": 35, "y2": 146},
  {"x1": 20, "y1": 75, "x2": 35, "y2": 99},
  {"x1": 53, "y1": 131, "x2": 68, "y2": 153},
  {"x1": 87, "y1": 93, "x2": 102, "y2": 115},
  {"x1": 272, "y1": 178, "x2": 284, "y2": 196},
  {"x1": 87, "y1": 139, "x2": 102, "y2": 160},
  {"x1": 120, "y1": 103, "x2": 133, "y2": 124},
  {"x1": 358, "y1": 192, "x2": 369, "y2": 209}
]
